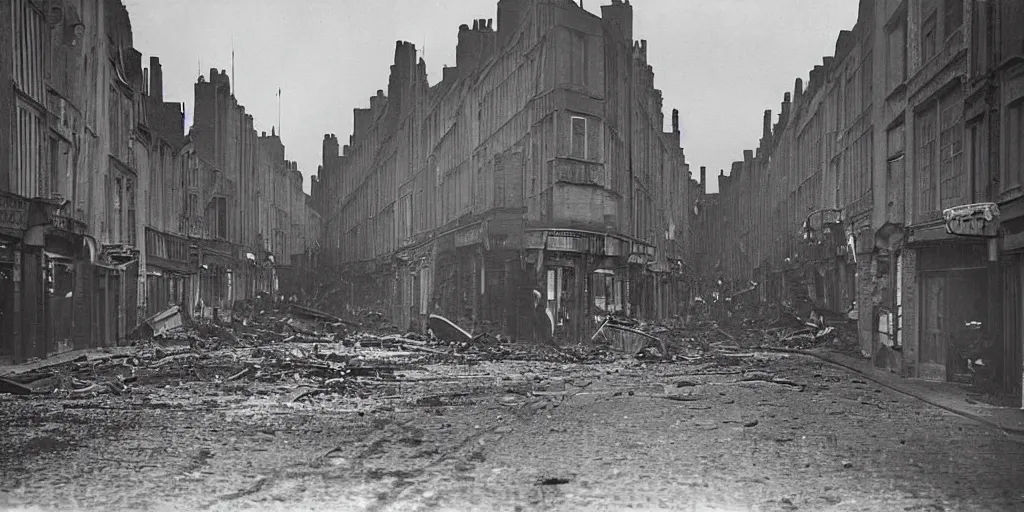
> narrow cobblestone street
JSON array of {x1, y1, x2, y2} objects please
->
[{"x1": 4, "y1": 340, "x2": 1023, "y2": 512}]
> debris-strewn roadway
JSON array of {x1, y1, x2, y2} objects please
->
[{"x1": 2, "y1": 312, "x2": 1022, "y2": 512}]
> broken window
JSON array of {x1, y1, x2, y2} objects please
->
[
  {"x1": 938, "y1": 87, "x2": 964, "y2": 209},
  {"x1": 915, "y1": 103, "x2": 938, "y2": 220}
]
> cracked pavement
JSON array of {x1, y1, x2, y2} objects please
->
[{"x1": 2, "y1": 345, "x2": 1024, "y2": 512}]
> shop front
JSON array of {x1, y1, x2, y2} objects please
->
[
  {"x1": 626, "y1": 241, "x2": 657, "y2": 320},
  {"x1": 197, "y1": 242, "x2": 238, "y2": 320},
  {"x1": 0, "y1": 190, "x2": 29, "y2": 363},
  {"x1": 795, "y1": 209, "x2": 855, "y2": 321},
  {"x1": 998, "y1": 198, "x2": 1024, "y2": 404},
  {"x1": 523, "y1": 229, "x2": 648, "y2": 342},
  {"x1": 10, "y1": 198, "x2": 109, "y2": 361},
  {"x1": 907, "y1": 204, "x2": 998, "y2": 384},
  {"x1": 144, "y1": 228, "x2": 196, "y2": 319}
]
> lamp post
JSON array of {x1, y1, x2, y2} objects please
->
[{"x1": 800, "y1": 208, "x2": 843, "y2": 243}]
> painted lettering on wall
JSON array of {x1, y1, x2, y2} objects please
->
[{"x1": 0, "y1": 192, "x2": 30, "y2": 231}]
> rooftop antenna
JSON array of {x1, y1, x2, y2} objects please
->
[
  {"x1": 277, "y1": 87, "x2": 282, "y2": 138},
  {"x1": 231, "y1": 35, "x2": 235, "y2": 95}
]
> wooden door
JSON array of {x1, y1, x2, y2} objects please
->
[
  {"x1": 920, "y1": 274, "x2": 947, "y2": 380},
  {"x1": 0, "y1": 260, "x2": 15, "y2": 358}
]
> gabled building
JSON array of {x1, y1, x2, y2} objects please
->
[{"x1": 314, "y1": 0, "x2": 694, "y2": 339}]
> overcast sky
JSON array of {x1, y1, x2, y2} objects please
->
[{"x1": 123, "y1": 0, "x2": 859, "y2": 194}]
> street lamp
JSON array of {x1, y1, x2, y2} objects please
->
[{"x1": 800, "y1": 208, "x2": 843, "y2": 243}]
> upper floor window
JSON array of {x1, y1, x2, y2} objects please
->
[
  {"x1": 570, "y1": 116, "x2": 587, "y2": 159},
  {"x1": 971, "y1": 0, "x2": 991, "y2": 76},
  {"x1": 886, "y1": 19, "x2": 907, "y2": 89},
  {"x1": 944, "y1": 0, "x2": 963, "y2": 33},
  {"x1": 1005, "y1": 100, "x2": 1024, "y2": 192},
  {"x1": 216, "y1": 196, "x2": 228, "y2": 239},
  {"x1": 921, "y1": 13, "x2": 938, "y2": 62},
  {"x1": 571, "y1": 31, "x2": 588, "y2": 88},
  {"x1": 1001, "y1": 0, "x2": 1024, "y2": 62},
  {"x1": 569, "y1": 115, "x2": 601, "y2": 161}
]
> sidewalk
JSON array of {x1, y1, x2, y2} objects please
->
[{"x1": 798, "y1": 348, "x2": 1024, "y2": 435}]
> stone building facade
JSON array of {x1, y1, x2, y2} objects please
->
[
  {"x1": 314, "y1": 0, "x2": 693, "y2": 339},
  {"x1": 0, "y1": 0, "x2": 320, "y2": 364},
  {"x1": 699, "y1": 0, "x2": 1024, "y2": 400}
]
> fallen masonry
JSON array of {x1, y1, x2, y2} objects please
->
[{"x1": 0, "y1": 301, "x2": 851, "y2": 405}]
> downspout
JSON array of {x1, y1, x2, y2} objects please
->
[{"x1": 626, "y1": 39, "x2": 636, "y2": 318}]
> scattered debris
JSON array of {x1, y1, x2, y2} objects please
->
[
  {"x1": 592, "y1": 318, "x2": 667, "y2": 357},
  {"x1": 130, "y1": 305, "x2": 185, "y2": 340},
  {"x1": 537, "y1": 477, "x2": 571, "y2": 486},
  {"x1": 428, "y1": 314, "x2": 473, "y2": 344},
  {"x1": 0, "y1": 377, "x2": 32, "y2": 396}
]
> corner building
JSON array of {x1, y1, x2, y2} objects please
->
[{"x1": 314, "y1": 0, "x2": 693, "y2": 339}]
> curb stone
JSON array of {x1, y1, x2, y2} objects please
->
[{"x1": 758, "y1": 346, "x2": 1024, "y2": 437}]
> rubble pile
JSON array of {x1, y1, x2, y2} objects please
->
[{"x1": 1, "y1": 297, "x2": 855, "y2": 403}]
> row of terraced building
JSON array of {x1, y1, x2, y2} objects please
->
[
  {"x1": 1, "y1": 0, "x2": 320, "y2": 364},
  {"x1": 698, "y1": 0, "x2": 1024, "y2": 398}
]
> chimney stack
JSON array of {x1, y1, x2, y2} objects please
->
[
  {"x1": 672, "y1": 108, "x2": 679, "y2": 133},
  {"x1": 149, "y1": 56, "x2": 163, "y2": 101}
]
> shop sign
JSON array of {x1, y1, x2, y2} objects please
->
[
  {"x1": 0, "y1": 192, "x2": 30, "y2": 231},
  {"x1": 943, "y1": 203, "x2": 1000, "y2": 238},
  {"x1": 545, "y1": 230, "x2": 605, "y2": 254}
]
